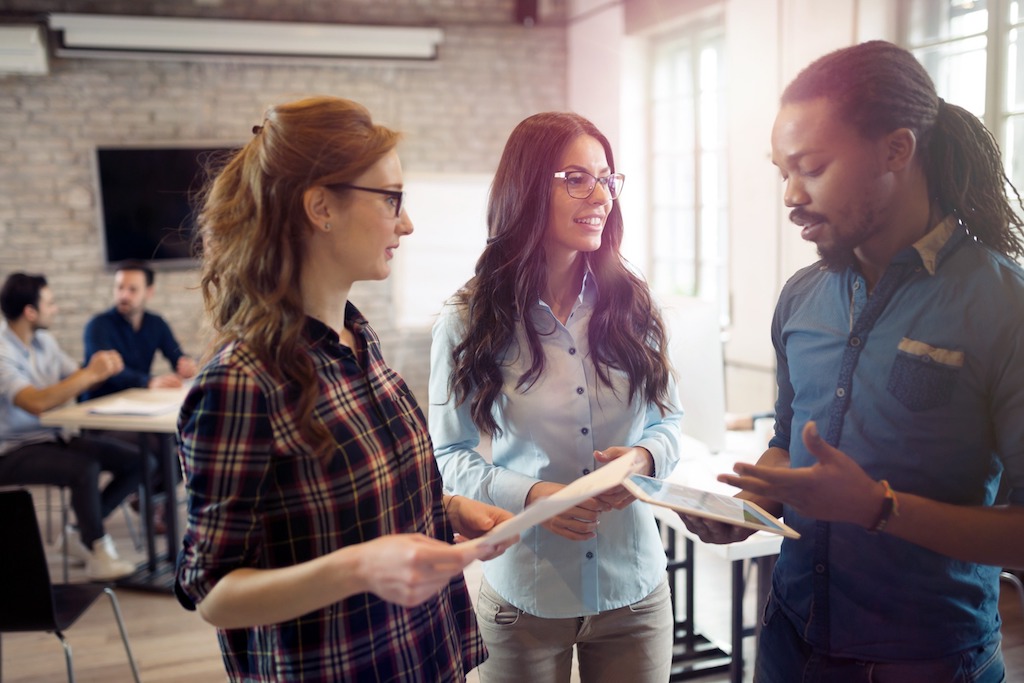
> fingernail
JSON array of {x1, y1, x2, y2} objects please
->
[{"x1": 807, "y1": 421, "x2": 820, "y2": 439}]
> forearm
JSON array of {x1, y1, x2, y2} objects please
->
[
  {"x1": 14, "y1": 368, "x2": 103, "y2": 414},
  {"x1": 197, "y1": 548, "x2": 364, "y2": 629},
  {"x1": 877, "y1": 494, "x2": 1024, "y2": 567}
]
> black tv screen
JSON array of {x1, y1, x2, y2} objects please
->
[{"x1": 95, "y1": 145, "x2": 235, "y2": 267}]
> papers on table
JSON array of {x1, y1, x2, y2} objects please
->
[
  {"x1": 461, "y1": 453, "x2": 644, "y2": 549},
  {"x1": 87, "y1": 397, "x2": 181, "y2": 416}
]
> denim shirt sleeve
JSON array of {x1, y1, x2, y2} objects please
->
[{"x1": 428, "y1": 304, "x2": 540, "y2": 513}]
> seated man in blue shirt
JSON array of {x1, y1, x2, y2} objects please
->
[
  {"x1": 0, "y1": 272, "x2": 143, "y2": 580},
  {"x1": 82, "y1": 260, "x2": 197, "y2": 401},
  {"x1": 680, "y1": 41, "x2": 1024, "y2": 682},
  {"x1": 83, "y1": 261, "x2": 196, "y2": 530}
]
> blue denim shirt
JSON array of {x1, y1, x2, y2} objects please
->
[
  {"x1": 768, "y1": 218, "x2": 1024, "y2": 660},
  {"x1": 429, "y1": 274, "x2": 682, "y2": 618}
]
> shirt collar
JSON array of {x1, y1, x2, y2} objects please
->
[
  {"x1": 0, "y1": 321, "x2": 38, "y2": 354},
  {"x1": 536, "y1": 265, "x2": 598, "y2": 315},
  {"x1": 303, "y1": 302, "x2": 370, "y2": 346},
  {"x1": 911, "y1": 215, "x2": 960, "y2": 275}
]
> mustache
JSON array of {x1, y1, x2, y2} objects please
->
[{"x1": 789, "y1": 208, "x2": 827, "y2": 227}]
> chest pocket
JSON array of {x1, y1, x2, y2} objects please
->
[{"x1": 887, "y1": 337, "x2": 964, "y2": 412}]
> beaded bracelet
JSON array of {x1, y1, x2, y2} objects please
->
[{"x1": 868, "y1": 479, "x2": 899, "y2": 533}]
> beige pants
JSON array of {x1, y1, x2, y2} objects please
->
[{"x1": 474, "y1": 576, "x2": 674, "y2": 683}]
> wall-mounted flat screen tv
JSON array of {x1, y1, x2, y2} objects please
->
[{"x1": 95, "y1": 144, "x2": 237, "y2": 268}]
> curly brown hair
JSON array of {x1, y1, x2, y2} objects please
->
[{"x1": 194, "y1": 96, "x2": 400, "y2": 455}]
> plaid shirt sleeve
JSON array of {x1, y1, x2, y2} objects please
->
[{"x1": 176, "y1": 351, "x2": 275, "y2": 605}]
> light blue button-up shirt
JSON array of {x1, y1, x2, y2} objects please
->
[
  {"x1": 0, "y1": 322, "x2": 78, "y2": 453},
  {"x1": 429, "y1": 275, "x2": 682, "y2": 618}
]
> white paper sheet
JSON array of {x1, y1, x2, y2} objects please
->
[
  {"x1": 461, "y1": 453, "x2": 643, "y2": 548},
  {"x1": 88, "y1": 398, "x2": 181, "y2": 416}
]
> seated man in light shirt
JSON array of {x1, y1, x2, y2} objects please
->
[{"x1": 0, "y1": 272, "x2": 143, "y2": 580}]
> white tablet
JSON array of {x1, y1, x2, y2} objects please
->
[{"x1": 623, "y1": 474, "x2": 800, "y2": 539}]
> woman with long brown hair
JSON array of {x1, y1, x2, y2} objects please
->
[
  {"x1": 175, "y1": 96, "x2": 513, "y2": 682},
  {"x1": 429, "y1": 112, "x2": 682, "y2": 682}
]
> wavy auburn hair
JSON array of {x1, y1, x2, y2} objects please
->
[
  {"x1": 194, "y1": 96, "x2": 400, "y2": 456},
  {"x1": 449, "y1": 112, "x2": 673, "y2": 436},
  {"x1": 784, "y1": 40, "x2": 1024, "y2": 260}
]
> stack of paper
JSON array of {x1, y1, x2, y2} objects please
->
[{"x1": 88, "y1": 398, "x2": 181, "y2": 416}]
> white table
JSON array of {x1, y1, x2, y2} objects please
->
[
  {"x1": 39, "y1": 387, "x2": 188, "y2": 592},
  {"x1": 657, "y1": 432, "x2": 783, "y2": 683}
]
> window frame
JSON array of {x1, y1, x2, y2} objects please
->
[{"x1": 644, "y1": 16, "x2": 729, "y2": 320}]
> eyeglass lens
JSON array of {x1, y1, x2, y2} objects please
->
[{"x1": 563, "y1": 172, "x2": 623, "y2": 199}]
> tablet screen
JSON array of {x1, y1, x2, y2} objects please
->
[{"x1": 624, "y1": 474, "x2": 800, "y2": 539}]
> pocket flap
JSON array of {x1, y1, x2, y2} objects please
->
[{"x1": 896, "y1": 338, "x2": 965, "y2": 368}]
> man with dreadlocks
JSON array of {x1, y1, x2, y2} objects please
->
[{"x1": 681, "y1": 41, "x2": 1024, "y2": 681}]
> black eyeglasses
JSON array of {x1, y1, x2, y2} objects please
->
[
  {"x1": 327, "y1": 183, "x2": 404, "y2": 218},
  {"x1": 553, "y1": 171, "x2": 625, "y2": 200}
]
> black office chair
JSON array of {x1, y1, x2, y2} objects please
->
[{"x1": 0, "y1": 488, "x2": 141, "y2": 683}]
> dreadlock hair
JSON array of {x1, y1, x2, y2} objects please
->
[
  {"x1": 783, "y1": 40, "x2": 1024, "y2": 260},
  {"x1": 448, "y1": 112, "x2": 673, "y2": 437},
  {"x1": 194, "y1": 96, "x2": 400, "y2": 457}
]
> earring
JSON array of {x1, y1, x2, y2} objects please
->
[{"x1": 324, "y1": 222, "x2": 332, "y2": 232}]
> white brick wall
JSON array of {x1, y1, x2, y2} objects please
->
[{"x1": 0, "y1": 2, "x2": 567, "y2": 409}]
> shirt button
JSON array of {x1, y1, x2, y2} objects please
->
[
  {"x1": 836, "y1": 387, "x2": 846, "y2": 398},
  {"x1": 815, "y1": 563, "x2": 826, "y2": 574},
  {"x1": 582, "y1": 468, "x2": 590, "y2": 475},
  {"x1": 569, "y1": 347, "x2": 577, "y2": 355},
  {"x1": 576, "y1": 386, "x2": 584, "y2": 395},
  {"x1": 849, "y1": 337, "x2": 861, "y2": 347},
  {"x1": 581, "y1": 427, "x2": 589, "y2": 435},
  {"x1": 586, "y1": 552, "x2": 594, "y2": 559}
]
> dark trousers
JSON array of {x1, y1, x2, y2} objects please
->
[
  {"x1": 755, "y1": 591, "x2": 1006, "y2": 683},
  {"x1": 0, "y1": 436, "x2": 147, "y2": 548},
  {"x1": 88, "y1": 429, "x2": 181, "y2": 494}
]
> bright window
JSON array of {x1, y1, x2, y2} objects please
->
[
  {"x1": 903, "y1": 0, "x2": 1024, "y2": 208},
  {"x1": 647, "y1": 21, "x2": 728, "y2": 317}
]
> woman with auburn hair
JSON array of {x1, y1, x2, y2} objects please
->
[
  {"x1": 429, "y1": 111, "x2": 682, "y2": 682},
  {"x1": 175, "y1": 95, "x2": 514, "y2": 682}
]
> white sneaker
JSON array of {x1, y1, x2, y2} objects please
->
[
  {"x1": 55, "y1": 525, "x2": 92, "y2": 567},
  {"x1": 85, "y1": 534, "x2": 135, "y2": 581}
]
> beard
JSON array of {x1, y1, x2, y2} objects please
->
[
  {"x1": 792, "y1": 205, "x2": 878, "y2": 272},
  {"x1": 817, "y1": 243, "x2": 858, "y2": 272}
]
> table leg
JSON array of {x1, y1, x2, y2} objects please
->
[
  {"x1": 665, "y1": 527, "x2": 732, "y2": 681},
  {"x1": 158, "y1": 433, "x2": 179, "y2": 568},
  {"x1": 731, "y1": 560, "x2": 745, "y2": 683},
  {"x1": 137, "y1": 433, "x2": 157, "y2": 572},
  {"x1": 115, "y1": 432, "x2": 178, "y2": 593}
]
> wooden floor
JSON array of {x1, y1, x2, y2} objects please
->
[{"x1": 2, "y1": 488, "x2": 1023, "y2": 683}]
